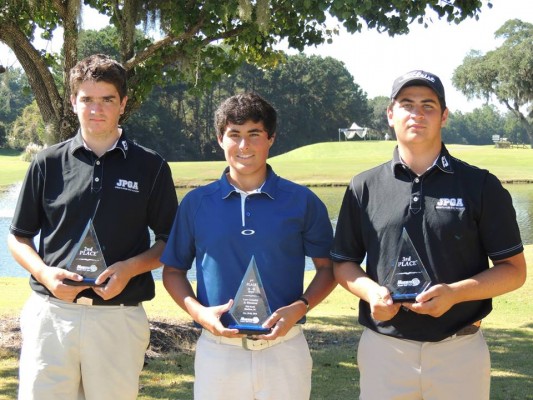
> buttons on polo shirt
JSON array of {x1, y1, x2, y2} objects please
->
[
  {"x1": 410, "y1": 176, "x2": 422, "y2": 213},
  {"x1": 92, "y1": 158, "x2": 103, "y2": 192}
]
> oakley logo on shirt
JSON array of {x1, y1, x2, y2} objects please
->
[
  {"x1": 435, "y1": 198, "x2": 465, "y2": 211},
  {"x1": 115, "y1": 179, "x2": 139, "y2": 193}
]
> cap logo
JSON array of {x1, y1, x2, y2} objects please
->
[
  {"x1": 391, "y1": 69, "x2": 445, "y2": 105},
  {"x1": 400, "y1": 71, "x2": 436, "y2": 84}
]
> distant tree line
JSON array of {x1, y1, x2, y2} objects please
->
[
  {"x1": 0, "y1": 0, "x2": 487, "y2": 145},
  {"x1": 0, "y1": 52, "x2": 372, "y2": 160},
  {"x1": 0, "y1": 56, "x2": 528, "y2": 161},
  {"x1": 0, "y1": 24, "x2": 529, "y2": 160}
]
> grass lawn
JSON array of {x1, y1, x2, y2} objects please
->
[
  {"x1": 3, "y1": 142, "x2": 532, "y2": 188},
  {"x1": 167, "y1": 142, "x2": 533, "y2": 187}
]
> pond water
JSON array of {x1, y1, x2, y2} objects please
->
[{"x1": 1, "y1": 184, "x2": 532, "y2": 279}]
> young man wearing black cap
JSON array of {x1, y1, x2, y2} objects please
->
[{"x1": 331, "y1": 70, "x2": 526, "y2": 399}]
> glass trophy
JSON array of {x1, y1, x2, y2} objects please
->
[
  {"x1": 64, "y1": 220, "x2": 108, "y2": 286},
  {"x1": 228, "y1": 256, "x2": 272, "y2": 335},
  {"x1": 383, "y1": 228, "x2": 431, "y2": 302}
]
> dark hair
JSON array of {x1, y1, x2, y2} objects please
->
[
  {"x1": 69, "y1": 54, "x2": 127, "y2": 100},
  {"x1": 214, "y1": 92, "x2": 277, "y2": 138}
]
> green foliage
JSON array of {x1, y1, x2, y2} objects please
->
[
  {"x1": 453, "y1": 19, "x2": 533, "y2": 146},
  {"x1": 0, "y1": 68, "x2": 33, "y2": 146},
  {"x1": 444, "y1": 105, "x2": 505, "y2": 145},
  {"x1": 367, "y1": 96, "x2": 391, "y2": 138},
  {"x1": 124, "y1": 54, "x2": 371, "y2": 161},
  {"x1": 1, "y1": 0, "x2": 489, "y2": 144},
  {"x1": 260, "y1": 54, "x2": 371, "y2": 155},
  {"x1": 7, "y1": 102, "x2": 46, "y2": 149}
]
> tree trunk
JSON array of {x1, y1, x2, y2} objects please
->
[
  {"x1": 59, "y1": 0, "x2": 82, "y2": 142},
  {"x1": 0, "y1": 22, "x2": 64, "y2": 144}
]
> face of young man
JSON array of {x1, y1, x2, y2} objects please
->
[
  {"x1": 218, "y1": 120, "x2": 275, "y2": 189},
  {"x1": 387, "y1": 85, "x2": 448, "y2": 148},
  {"x1": 71, "y1": 80, "x2": 127, "y2": 141}
]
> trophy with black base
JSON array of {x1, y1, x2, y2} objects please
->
[
  {"x1": 228, "y1": 256, "x2": 272, "y2": 335},
  {"x1": 384, "y1": 228, "x2": 431, "y2": 302},
  {"x1": 63, "y1": 220, "x2": 107, "y2": 286}
]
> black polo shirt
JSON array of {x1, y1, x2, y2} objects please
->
[
  {"x1": 10, "y1": 130, "x2": 178, "y2": 304},
  {"x1": 331, "y1": 144, "x2": 523, "y2": 342}
]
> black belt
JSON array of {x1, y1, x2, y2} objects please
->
[{"x1": 74, "y1": 296, "x2": 139, "y2": 307}]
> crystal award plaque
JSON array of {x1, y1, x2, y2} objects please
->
[
  {"x1": 228, "y1": 256, "x2": 272, "y2": 335},
  {"x1": 64, "y1": 220, "x2": 107, "y2": 286},
  {"x1": 384, "y1": 228, "x2": 432, "y2": 302}
]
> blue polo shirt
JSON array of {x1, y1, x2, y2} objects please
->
[{"x1": 161, "y1": 165, "x2": 333, "y2": 326}]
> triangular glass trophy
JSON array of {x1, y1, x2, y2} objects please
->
[
  {"x1": 64, "y1": 220, "x2": 107, "y2": 286},
  {"x1": 384, "y1": 228, "x2": 432, "y2": 302},
  {"x1": 228, "y1": 256, "x2": 272, "y2": 335}
]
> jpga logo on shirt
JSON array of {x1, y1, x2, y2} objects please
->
[
  {"x1": 435, "y1": 197, "x2": 465, "y2": 211},
  {"x1": 115, "y1": 178, "x2": 139, "y2": 193}
]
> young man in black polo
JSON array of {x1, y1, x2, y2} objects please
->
[
  {"x1": 8, "y1": 54, "x2": 178, "y2": 400},
  {"x1": 331, "y1": 70, "x2": 526, "y2": 399}
]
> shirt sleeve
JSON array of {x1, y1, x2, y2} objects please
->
[
  {"x1": 302, "y1": 190, "x2": 333, "y2": 258},
  {"x1": 9, "y1": 158, "x2": 44, "y2": 238},
  {"x1": 160, "y1": 190, "x2": 196, "y2": 270},
  {"x1": 330, "y1": 181, "x2": 366, "y2": 264},
  {"x1": 146, "y1": 160, "x2": 178, "y2": 242},
  {"x1": 479, "y1": 173, "x2": 524, "y2": 260}
]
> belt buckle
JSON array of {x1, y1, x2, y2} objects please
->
[
  {"x1": 76, "y1": 296, "x2": 93, "y2": 305},
  {"x1": 242, "y1": 337, "x2": 269, "y2": 351}
]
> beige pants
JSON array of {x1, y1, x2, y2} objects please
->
[
  {"x1": 357, "y1": 328, "x2": 491, "y2": 400},
  {"x1": 194, "y1": 326, "x2": 312, "y2": 400},
  {"x1": 18, "y1": 292, "x2": 150, "y2": 400}
]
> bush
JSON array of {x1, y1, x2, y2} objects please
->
[{"x1": 21, "y1": 142, "x2": 46, "y2": 162}]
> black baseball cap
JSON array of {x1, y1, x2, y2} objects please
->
[{"x1": 391, "y1": 70, "x2": 446, "y2": 107}]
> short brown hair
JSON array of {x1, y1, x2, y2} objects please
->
[
  {"x1": 214, "y1": 93, "x2": 277, "y2": 138},
  {"x1": 69, "y1": 54, "x2": 127, "y2": 99}
]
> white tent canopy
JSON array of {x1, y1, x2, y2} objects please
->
[{"x1": 339, "y1": 122, "x2": 368, "y2": 140}]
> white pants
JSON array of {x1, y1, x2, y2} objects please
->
[
  {"x1": 18, "y1": 292, "x2": 150, "y2": 400},
  {"x1": 357, "y1": 328, "x2": 491, "y2": 400},
  {"x1": 194, "y1": 326, "x2": 312, "y2": 400}
]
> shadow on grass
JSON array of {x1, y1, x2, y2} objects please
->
[
  {"x1": 0, "y1": 148, "x2": 21, "y2": 157},
  {"x1": 3, "y1": 316, "x2": 531, "y2": 399},
  {"x1": 139, "y1": 353, "x2": 195, "y2": 400},
  {"x1": 306, "y1": 316, "x2": 363, "y2": 399},
  {"x1": 0, "y1": 348, "x2": 19, "y2": 399},
  {"x1": 484, "y1": 327, "x2": 533, "y2": 400}
]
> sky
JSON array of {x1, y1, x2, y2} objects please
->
[
  {"x1": 1, "y1": 0, "x2": 532, "y2": 113},
  {"x1": 300, "y1": 0, "x2": 533, "y2": 112}
]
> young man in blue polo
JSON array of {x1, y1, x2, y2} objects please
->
[
  {"x1": 161, "y1": 92, "x2": 336, "y2": 399},
  {"x1": 331, "y1": 70, "x2": 526, "y2": 399}
]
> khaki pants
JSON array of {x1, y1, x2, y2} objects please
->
[
  {"x1": 357, "y1": 328, "x2": 491, "y2": 400},
  {"x1": 194, "y1": 326, "x2": 312, "y2": 400},
  {"x1": 18, "y1": 292, "x2": 150, "y2": 400}
]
